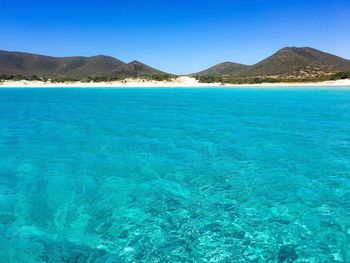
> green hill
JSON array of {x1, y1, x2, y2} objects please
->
[
  {"x1": 195, "y1": 62, "x2": 249, "y2": 77},
  {"x1": 0, "y1": 50, "x2": 167, "y2": 79},
  {"x1": 244, "y1": 47, "x2": 350, "y2": 78},
  {"x1": 111, "y1": 60, "x2": 166, "y2": 78},
  {"x1": 2, "y1": 47, "x2": 350, "y2": 82},
  {"x1": 194, "y1": 47, "x2": 350, "y2": 81}
]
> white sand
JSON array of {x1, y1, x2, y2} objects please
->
[{"x1": 1, "y1": 76, "x2": 350, "y2": 88}]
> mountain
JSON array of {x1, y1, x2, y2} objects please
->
[
  {"x1": 244, "y1": 47, "x2": 350, "y2": 78},
  {"x1": 2, "y1": 47, "x2": 350, "y2": 81},
  {"x1": 196, "y1": 62, "x2": 249, "y2": 77},
  {"x1": 195, "y1": 47, "x2": 350, "y2": 79},
  {"x1": 111, "y1": 60, "x2": 165, "y2": 78},
  {"x1": 0, "y1": 50, "x2": 166, "y2": 79}
]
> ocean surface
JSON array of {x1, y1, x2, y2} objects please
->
[{"x1": 1, "y1": 87, "x2": 350, "y2": 262}]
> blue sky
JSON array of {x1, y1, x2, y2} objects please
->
[{"x1": 1, "y1": 0, "x2": 349, "y2": 74}]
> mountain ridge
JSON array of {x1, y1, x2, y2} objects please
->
[
  {"x1": 0, "y1": 50, "x2": 167, "y2": 79},
  {"x1": 194, "y1": 47, "x2": 350, "y2": 80},
  {"x1": 1, "y1": 47, "x2": 350, "y2": 81}
]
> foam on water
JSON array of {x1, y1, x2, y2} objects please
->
[{"x1": 1, "y1": 88, "x2": 350, "y2": 262}]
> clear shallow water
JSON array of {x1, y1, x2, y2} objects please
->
[{"x1": 0, "y1": 87, "x2": 350, "y2": 262}]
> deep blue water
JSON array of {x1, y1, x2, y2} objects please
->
[{"x1": 1, "y1": 88, "x2": 350, "y2": 262}]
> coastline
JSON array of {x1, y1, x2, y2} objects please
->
[{"x1": 1, "y1": 77, "x2": 350, "y2": 88}]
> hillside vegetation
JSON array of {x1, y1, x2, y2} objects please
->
[
  {"x1": 0, "y1": 50, "x2": 170, "y2": 81},
  {"x1": 193, "y1": 47, "x2": 350, "y2": 83},
  {"x1": 1, "y1": 47, "x2": 350, "y2": 83}
]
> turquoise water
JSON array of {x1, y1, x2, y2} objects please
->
[{"x1": 0, "y1": 88, "x2": 350, "y2": 262}]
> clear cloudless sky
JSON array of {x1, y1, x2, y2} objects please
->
[{"x1": 0, "y1": 0, "x2": 349, "y2": 74}]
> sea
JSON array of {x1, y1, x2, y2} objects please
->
[{"x1": 0, "y1": 87, "x2": 350, "y2": 262}]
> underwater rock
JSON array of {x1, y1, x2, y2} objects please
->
[
  {"x1": 230, "y1": 230, "x2": 245, "y2": 239},
  {"x1": 278, "y1": 245, "x2": 297, "y2": 262},
  {"x1": 0, "y1": 213, "x2": 17, "y2": 225}
]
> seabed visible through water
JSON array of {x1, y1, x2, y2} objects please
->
[{"x1": 0, "y1": 87, "x2": 350, "y2": 262}]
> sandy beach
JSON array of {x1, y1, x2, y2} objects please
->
[{"x1": 1, "y1": 77, "x2": 350, "y2": 88}]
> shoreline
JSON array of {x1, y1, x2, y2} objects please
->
[{"x1": 1, "y1": 77, "x2": 350, "y2": 88}]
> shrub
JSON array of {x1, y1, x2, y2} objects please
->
[
  {"x1": 12, "y1": 75, "x2": 28, "y2": 81},
  {"x1": 330, "y1": 72, "x2": 350, "y2": 80},
  {"x1": 197, "y1": 75, "x2": 216, "y2": 83},
  {"x1": 29, "y1": 75, "x2": 42, "y2": 81},
  {"x1": 150, "y1": 74, "x2": 172, "y2": 81}
]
